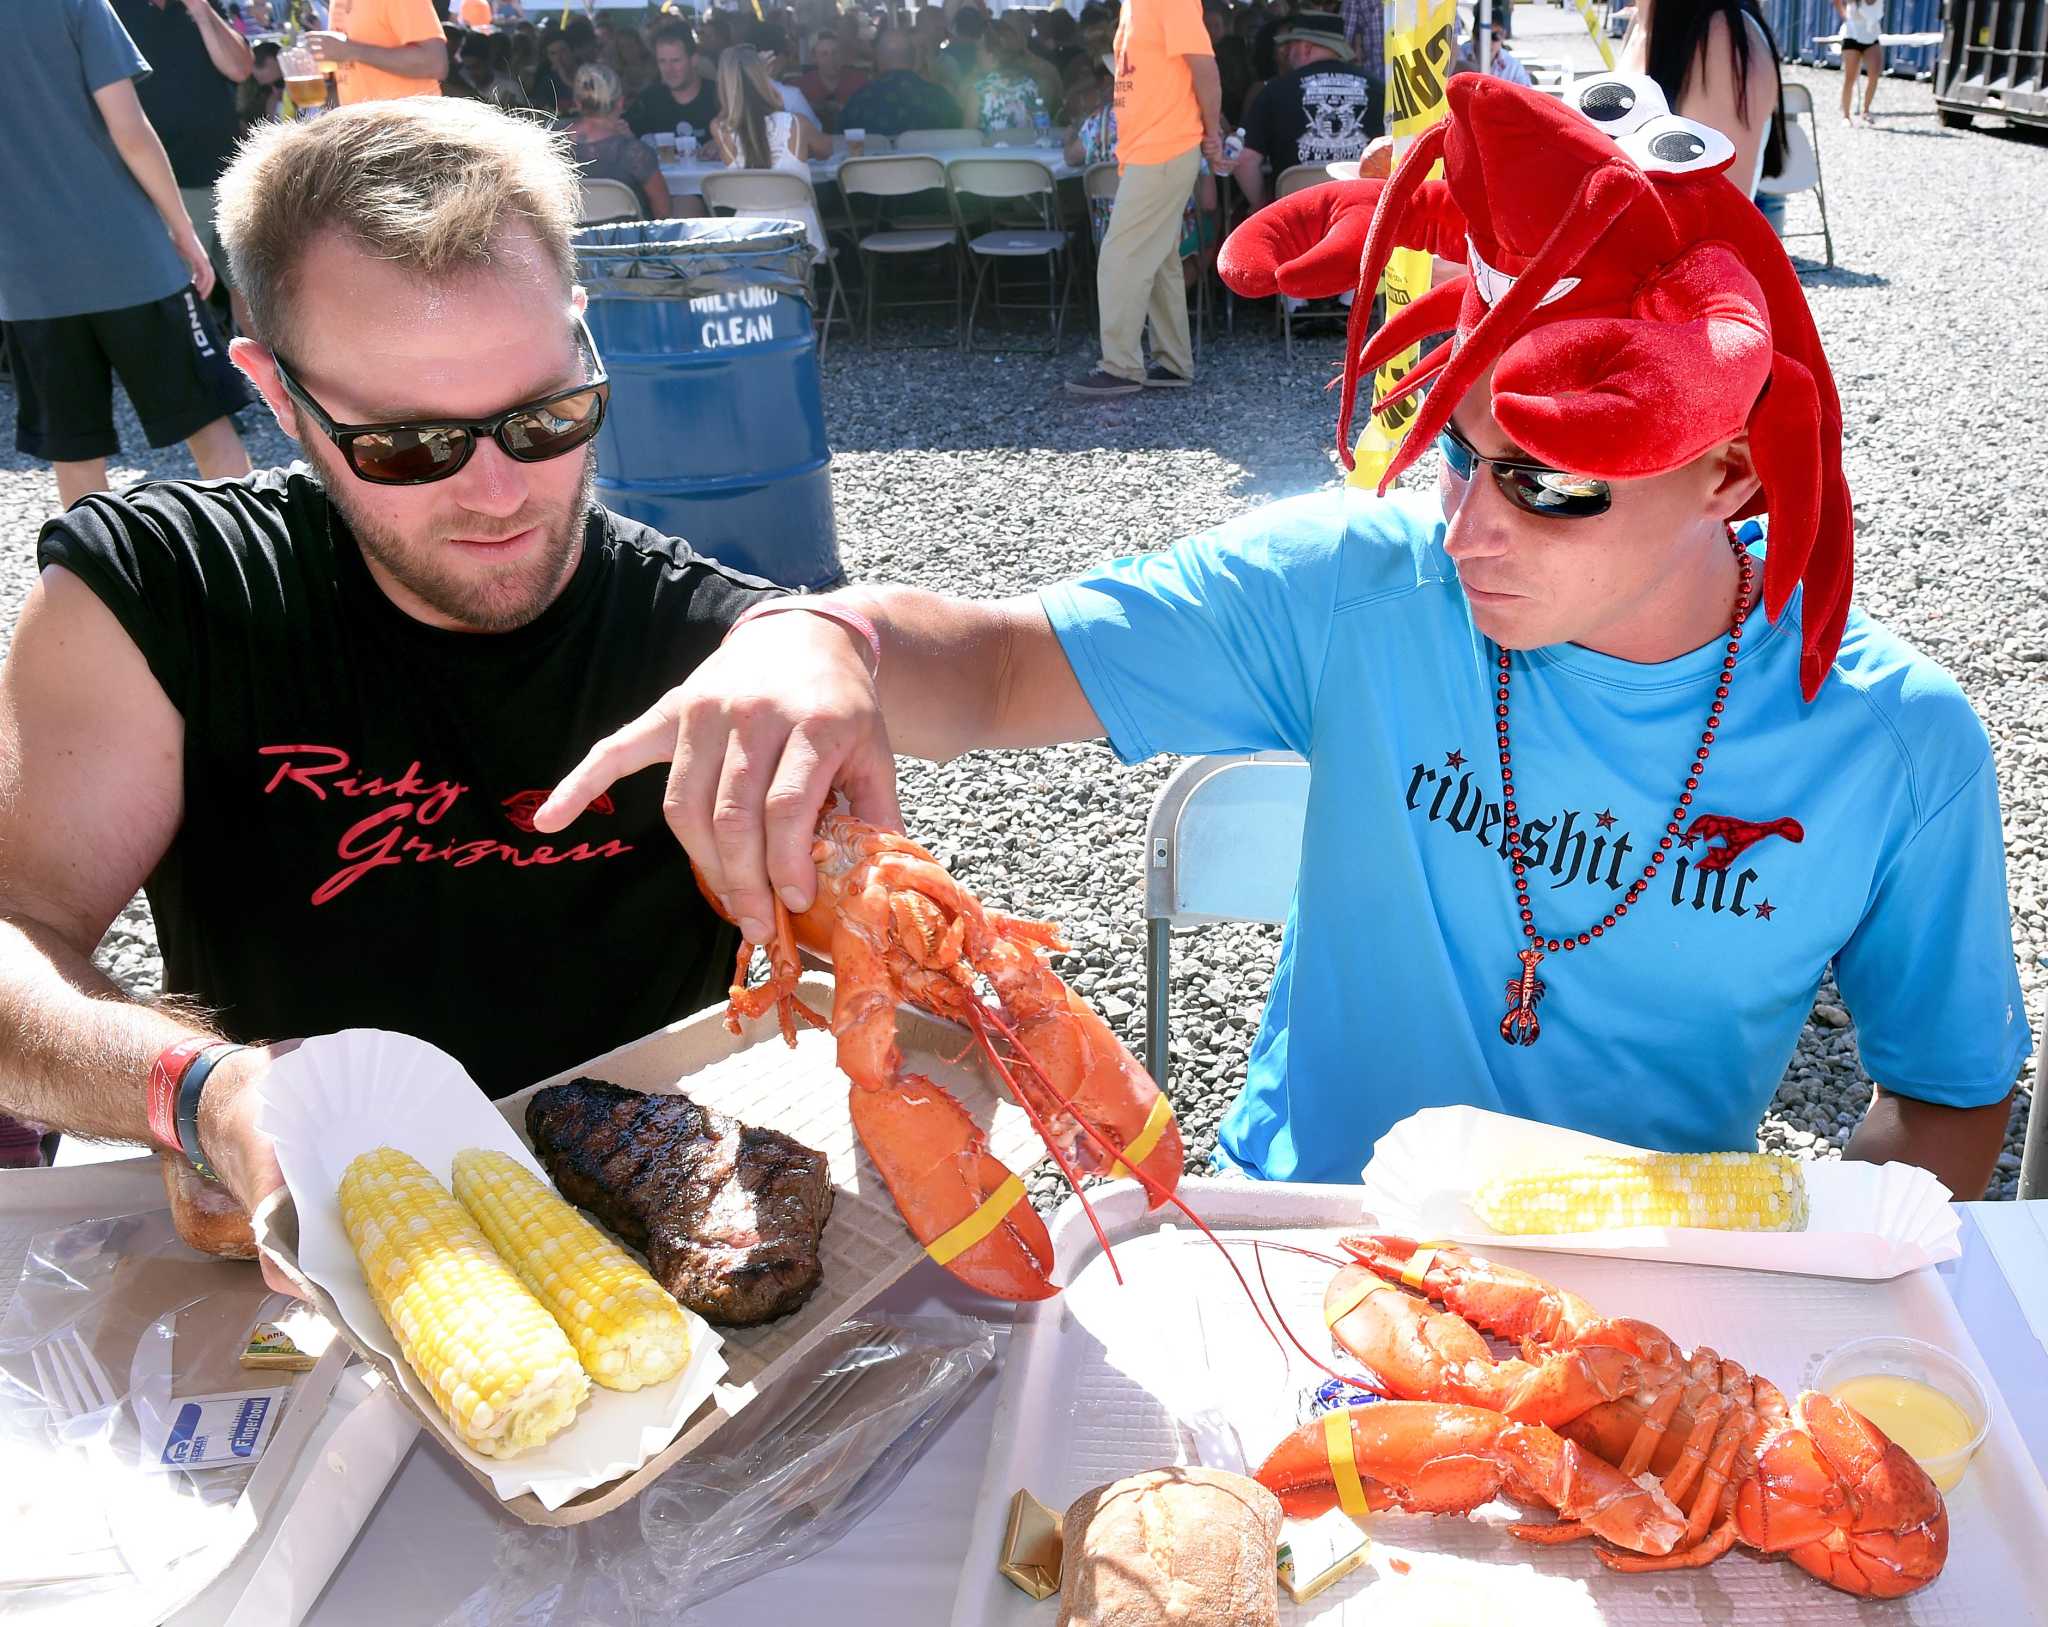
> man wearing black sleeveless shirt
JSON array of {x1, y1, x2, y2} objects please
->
[{"x1": 0, "y1": 99, "x2": 893, "y2": 1266}]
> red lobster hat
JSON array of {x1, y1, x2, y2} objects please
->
[{"x1": 1220, "y1": 73, "x2": 1852, "y2": 699}]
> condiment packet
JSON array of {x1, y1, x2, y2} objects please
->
[
  {"x1": 1277, "y1": 1506, "x2": 1371, "y2": 1603},
  {"x1": 142, "y1": 1386, "x2": 289, "y2": 1472},
  {"x1": 998, "y1": 1487, "x2": 1063, "y2": 1600},
  {"x1": 240, "y1": 1294, "x2": 334, "y2": 1372}
]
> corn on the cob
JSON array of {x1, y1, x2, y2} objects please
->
[
  {"x1": 1472, "y1": 1151, "x2": 1809, "y2": 1235},
  {"x1": 338, "y1": 1148, "x2": 589, "y2": 1457},
  {"x1": 450, "y1": 1148, "x2": 692, "y2": 1391}
]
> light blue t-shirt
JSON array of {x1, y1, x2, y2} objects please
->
[{"x1": 1042, "y1": 488, "x2": 2026, "y2": 1183}]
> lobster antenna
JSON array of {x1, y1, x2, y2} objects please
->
[{"x1": 972, "y1": 1000, "x2": 1350, "y2": 1376}]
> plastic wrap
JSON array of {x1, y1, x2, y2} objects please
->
[
  {"x1": 0, "y1": 1208, "x2": 344, "y2": 1625},
  {"x1": 434, "y1": 1314, "x2": 998, "y2": 1626}
]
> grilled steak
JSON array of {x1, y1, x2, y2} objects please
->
[{"x1": 526, "y1": 1078, "x2": 834, "y2": 1327}]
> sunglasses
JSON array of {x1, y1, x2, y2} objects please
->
[
  {"x1": 269, "y1": 318, "x2": 609, "y2": 486},
  {"x1": 1436, "y1": 419, "x2": 1612, "y2": 519}
]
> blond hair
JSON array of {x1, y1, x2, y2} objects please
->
[
  {"x1": 574, "y1": 61, "x2": 625, "y2": 116},
  {"x1": 216, "y1": 98, "x2": 580, "y2": 351},
  {"x1": 716, "y1": 46, "x2": 783, "y2": 171}
]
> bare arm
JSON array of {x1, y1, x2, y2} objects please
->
[
  {"x1": 305, "y1": 29, "x2": 449, "y2": 82},
  {"x1": 91, "y1": 78, "x2": 214, "y2": 297},
  {"x1": 0, "y1": 568, "x2": 286, "y2": 1220},
  {"x1": 794, "y1": 112, "x2": 832, "y2": 160},
  {"x1": 182, "y1": 0, "x2": 255, "y2": 82},
  {"x1": 1186, "y1": 51, "x2": 1224, "y2": 163},
  {"x1": 1235, "y1": 145, "x2": 1269, "y2": 207},
  {"x1": 644, "y1": 167, "x2": 673, "y2": 217},
  {"x1": 1842, "y1": 1086, "x2": 2012, "y2": 1200},
  {"x1": 535, "y1": 587, "x2": 1104, "y2": 941}
]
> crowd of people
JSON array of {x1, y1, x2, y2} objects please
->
[{"x1": 0, "y1": 0, "x2": 1807, "y2": 521}]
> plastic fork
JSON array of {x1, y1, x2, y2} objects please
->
[{"x1": 28, "y1": 1328, "x2": 119, "y2": 1422}]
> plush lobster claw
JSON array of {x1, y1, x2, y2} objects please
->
[
  {"x1": 1220, "y1": 179, "x2": 1388, "y2": 301},
  {"x1": 1489, "y1": 242, "x2": 1773, "y2": 480}
]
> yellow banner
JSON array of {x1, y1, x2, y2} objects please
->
[
  {"x1": 1575, "y1": 0, "x2": 1618, "y2": 70},
  {"x1": 1350, "y1": 0, "x2": 1459, "y2": 486}
]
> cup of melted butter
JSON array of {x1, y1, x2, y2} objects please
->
[{"x1": 1812, "y1": 1335, "x2": 1991, "y2": 1492}]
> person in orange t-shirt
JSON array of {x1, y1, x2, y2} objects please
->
[
  {"x1": 1067, "y1": 0, "x2": 1222, "y2": 398},
  {"x1": 459, "y1": 0, "x2": 492, "y2": 30},
  {"x1": 306, "y1": 0, "x2": 449, "y2": 104}
]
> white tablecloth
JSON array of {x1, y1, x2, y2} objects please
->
[
  {"x1": 660, "y1": 145, "x2": 1078, "y2": 199},
  {"x1": 302, "y1": 1202, "x2": 2048, "y2": 1626}
]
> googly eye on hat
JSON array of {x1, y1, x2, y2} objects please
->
[
  {"x1": 1620, "y1": 113, "x2": 1737, "y2": 175},
  {"x1": 1563, "y1": 72, "x2": 1670, "y2": 137}
]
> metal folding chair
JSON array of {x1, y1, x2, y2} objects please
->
[
  {"x1": 949, "y1": 157, "x2": 1073, "y2": 353},
  {"x1": 575, "y1": 177, "x2": 644, "y2": 225},
  {"x1": 1143, "y1": 753, "x2": 1310, "y2": 1089},
  {"x1": 838, "y1": 154, "x2": 965, "y2": 347},
  {"x1": 1758, "y1": 83, "x2": 1835, "y2": 267},
  {"x1": 700, "y1": 169, "x2": 854, "y2": 358},
  {"x1": 892, "y1": 127, "x2": 986, "y2": 153}
]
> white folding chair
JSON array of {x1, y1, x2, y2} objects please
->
[
  {"x1": 893, "y1": 127, "x2": 986, "y2": 153},
  {"x1": 1757, "y1": 82, "x2": 1835, "y2": 267},
  {"x1": 576, "y1": 176, "x2": 644, "y2": 225},
  {"x1": 948, "y1": 156, "x2": 1072, "y2": 353},
  {"x1": 2021, "y1": 983, "x2": 2047, "y2": 1200},
  {"x1": 1143, "y1": 753, "x2": 1310, "y2": 1088},
  {"x1": 700, "y1": 169, "x2": 854, "y2": 358},
  {"x1": 838, "y1": 154, "x2": 964, "y2": 347},
  {"x1": 1272, "y1": 162, "x2": 1359, "y2": 361}
]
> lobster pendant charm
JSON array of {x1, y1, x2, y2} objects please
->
[{"x1": 1499, "y1": 946, "x2": 1547, "y2": 1046}]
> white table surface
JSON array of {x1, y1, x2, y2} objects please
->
[
  {"x1": 660, "y1": 144, "x2": 1078, "y2": 198},
  {"x1": 302, "y1": 1201, "x2": 2048, "y2": 1626}
]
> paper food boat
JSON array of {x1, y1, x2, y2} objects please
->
[
  {"x1": 254, "y1": 1029, "x2": 727, "y2": 1511},
  {"x1": 1359, "y1": 1106, "x2": 1959, "y2": 1278}
]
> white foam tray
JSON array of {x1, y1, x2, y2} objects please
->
[{"x1": 954, "y1": 1180, "x2": 2048, "y2": 1625}]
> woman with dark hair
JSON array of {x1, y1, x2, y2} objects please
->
[{"x1": 1620, "y1": 0, "x2": 1787, "y2": 209}]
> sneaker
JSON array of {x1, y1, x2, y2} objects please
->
[
  {"x1": 1065, "y1": 368, "x2": 1143, "y2": 398},
  {"x1": 1142, "y1": 363, "x2": 1193, "y2": 388}
]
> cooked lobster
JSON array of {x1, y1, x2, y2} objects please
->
[
  {"x1": 701, "y1": 800, "x2": 1184, "y2": 1302},
  {"x1": 1255, "y1": 1236, "x2": 1948, "y2": 1597}
]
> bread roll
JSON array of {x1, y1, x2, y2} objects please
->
[
  {"x1": 159, "y1": 1149, "x2": 258, "y2": 1259},
  {"x1": 1058, "y1": 1467, "x2": 1282, "y2": 1627}
]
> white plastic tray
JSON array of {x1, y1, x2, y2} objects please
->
[{"x1": 954, "y1": 1180, "x2": 2048, "y2": 1625}]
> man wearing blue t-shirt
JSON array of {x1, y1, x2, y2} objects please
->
[{"x1": 542, "y1": 80, "x2": 2023, "y2": 1199}]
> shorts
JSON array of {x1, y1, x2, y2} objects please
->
[
  {"x1": 4, "y1": 286, "x2": 253, "y2": 462},
  {"x1": 1842, "y1": 36, "x2": 1882, "y2": 56}
]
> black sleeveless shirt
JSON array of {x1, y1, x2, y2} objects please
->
[{"x1": 38, "y1": 467, "x2": 776, "y2": 1097}]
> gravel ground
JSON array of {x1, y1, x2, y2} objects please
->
[{"x1": 1, "y1": 28, "x2": 2041, "y2": 1198}]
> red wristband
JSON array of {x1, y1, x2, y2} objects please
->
[
  {"x1": 147, "y1": 1037, "x2": 213, "y2": 1152},
  {"x1": 725, "y1": 598, "x2": 881, "y2": 678}
]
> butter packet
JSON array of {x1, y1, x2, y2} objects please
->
[
  {"x1": 240, "y1": 1295, "x2": 331, "y2": 1372},
  {"x1": 1277, "y1": 1506, "x2": 1371, "y2": 1604},
  {"x1": 998, "y1": 1488, "x2": 1063, "y2": 1601}
]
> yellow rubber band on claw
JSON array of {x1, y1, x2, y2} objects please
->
[
  {"x1": 925, "y1": 1173, "x2": 1028, "y2": 1266},
  {"x1": 1324, "y1": 1276, "x2": 1395, "y2": 1328},
  {"x1": 1399, "y1": 1246, "x2": 1439, "y2": 1291},
  {"x1": 1323, "y1": 1409, "x2": 1370, "y2": 1517},
  {"x1": 1108, "y1": 1094, "x2": 1174, "y2": 1180}
]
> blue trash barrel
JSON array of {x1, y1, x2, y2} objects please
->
[{"x1": 573, "y1": 218, "x2": 841, "y2": 590}]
